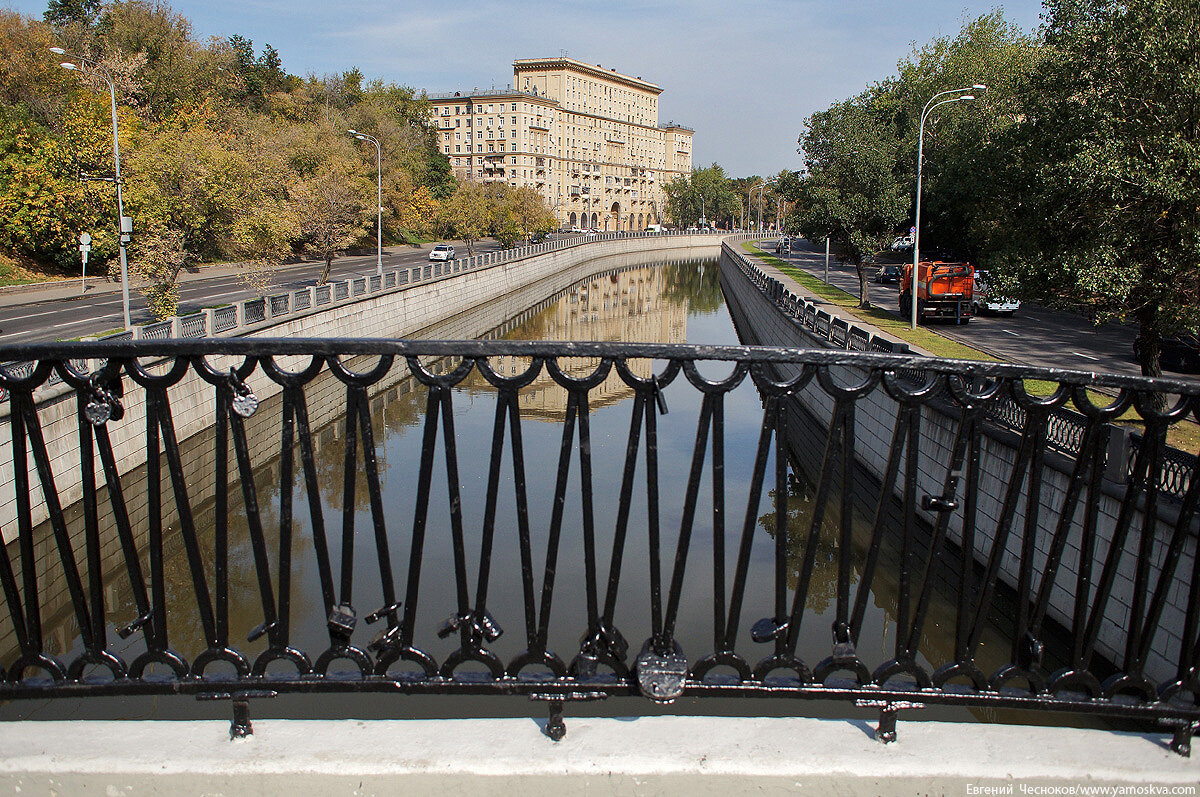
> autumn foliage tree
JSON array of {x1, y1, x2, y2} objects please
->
[{"x1": 0, "y1": 1, "x2": 451, "y2": 305}]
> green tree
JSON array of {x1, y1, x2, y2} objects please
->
[
  {"x1": 662, "y1": 164, "x2": 740, "y2": 228},
  {"x1": 794, "y1": 97, "x2": 907, "y2": 308},
  {"x1": 44, "y1": 0, "x2": 101, "y2": 27},
  {"x1": 995, "y1": 0, "x2": 1200, "y2": 379}
]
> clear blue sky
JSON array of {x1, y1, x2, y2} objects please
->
[{"x1": 6, "y1": 0, "x2": 1047, "y2": 177}]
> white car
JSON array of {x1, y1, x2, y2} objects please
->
[
  {"x1": 972, "y1": 269, "x2": 1020, "y2": 315},
  {"x1": 429, "y1": 244, "x2": 455, "y2": 261}
]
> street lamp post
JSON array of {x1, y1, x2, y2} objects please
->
[
  {"x1": 910, "y1": 85, "x2": 985, "y2": 329},
  {"x1": 698, "y1": 194, "x2": 706, "y2": 228},
  {"x1": 53, "y1": 48, "x2": 131, "y2": 329},
  {"x1": 751, "y1": 179, "x2": 776, "y2": 232},
  {"x1": 348, "y1": 129, "x2": 383, "y2": 276}
]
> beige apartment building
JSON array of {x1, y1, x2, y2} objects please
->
[{"x1": 426, "y1": 57, "x2": 694, "y2": 231}]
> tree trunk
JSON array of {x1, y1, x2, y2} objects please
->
[
  {"x1": 319, "y1": 254, "x2": 333, "y2": 284},
  {"x1": 1134, "y1": 303, "x2": 1167, "y2": 416},
  {"x1": 855, "y1": 261, "x2": 871, "y2": 309},
  {"x1": 465, "y1": 238, "x2": 475, "y2": 256}
]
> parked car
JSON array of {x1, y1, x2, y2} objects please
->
[
  {"x1": 874, "y1": 264, "x2": 902, "y2": 284},
  {"x1": 971, "y1": 269, "x2": 1020, "y2": 315},
  {"x1": 429, "y1": 243, "x2": 455, "y2": 261}
]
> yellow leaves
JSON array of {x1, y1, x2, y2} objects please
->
[{"x1": 398, "y1": 185, "x2": 439, "y2": 232}]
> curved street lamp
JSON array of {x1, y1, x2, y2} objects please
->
[
  {"x1": 52, "y1": 47, "x2": 131, "y2": 329},
  {"x1": 910, "y1": 84, "x2": 986, "y2": 329},
  {"x1": 348, "y1": 129, "x2": 383, "y2": 276}
]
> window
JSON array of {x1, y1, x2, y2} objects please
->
[
  {"x1": 511, "y1": 143, "x2": 517, "y2": 151},
  {"x1": 511, "y1": 103, "x2": 517, "y2": 111},
  {"x1": 512, "y1": 116, "x2": 516, "y2": 125},
  {"x1": 455, "y1": 146, "x2": 460, "y2": 153}
]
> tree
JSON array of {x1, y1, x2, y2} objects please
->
[
  {"x1": 292, "y1": 158, "x2": 370, "y2": 284},
  {"x1": 995, "y1": 0, "x2": 1200, "y2": 379},
  {"x1": 794, "y1": 97, "x2": 907, "y2": 308},
  {"x1": 493, "y1": 185, "x2": 555, "y2": 247},
  {"x1": 662, "y1": 164, "x2": 740, "y2": 228},
  {"x1": 44, "y1": 0, "x2": 101, "y2": 27},
  {"x1": 441, "y1": 182, "x2": 492, "y2": 255}
]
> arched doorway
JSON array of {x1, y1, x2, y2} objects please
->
[
  {"x1": 638, "y1": 213, "x2": 644, "y2": 229},
  {"x1": 591, "y1": 212, "x2": 598, "y2": 228},
  {"x1": 610, "y1": 202, "x2": 620, "y2": 232},
  {"x1": 569, "y1": 212, "x2": 577, "y2": 228}
]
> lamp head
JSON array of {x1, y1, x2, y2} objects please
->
[
  {"x1": 59, "y1": 62, "x2": 78, "y2": 71},
  {"x1": 959, "y1": 95, "x2": 975, "y2": 101},
  {"x1": 49, "y1": 46, "x2": 65, "y2": 55},
  {"x1": 347, "y1": 128, "x2": 358, "y2": 135},
  {"x1": 973, "y1": 84, "x2": 987, "y2": 90}
]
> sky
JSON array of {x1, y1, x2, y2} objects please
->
[{"x1": 7, "y1": 0, "x2": 1048, "y2": 177}]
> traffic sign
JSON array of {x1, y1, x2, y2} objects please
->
[{"x1": 79, "y1": 232, "x2": 91, "y2": 293}]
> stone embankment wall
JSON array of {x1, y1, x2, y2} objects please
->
[
  {"x1": 0, "y1": 234, "x2": 742, "y2": 539},
  {"x1": 718, "y1": 241, "x2": 1195, "y2": 684}
]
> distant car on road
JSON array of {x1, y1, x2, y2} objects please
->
[
  {"x1": 429, "y1": 243, "x2": 455, "y2": 261},
  {"x1": 972, "y1": 269, "x2": 1020, "y2": 315},
  {"x1": 891, "y1": 235, "x2": 914, "y2": 251},
  {"x1": 874, "y1": 264, "x2": 901, "y2": 284}
]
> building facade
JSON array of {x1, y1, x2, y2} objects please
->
[{"x1": 427, "y1": 57, "x2": 694, "y2": 231}]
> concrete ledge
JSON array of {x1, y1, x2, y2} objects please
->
[{"x1": 0, "y1": 717, "x2": 1195, "y2": 795}]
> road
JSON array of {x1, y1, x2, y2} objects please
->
[
  {"x1": 0, "y1": 240, "x2": 508, "y2": 345},
  {"x1": 778, "y1": 239, "x2": 1156, "y2": 379}
]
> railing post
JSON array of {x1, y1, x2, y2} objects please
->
[
  {"x1": 201, "y1": 308, "x2": 215, "y2": 337},
  {"x1": 235, "y1": 300, "x2": 246, "y2": 329},
  {"x1": 1105, "y1": 425, "x2": 1133, "y2": 484}
]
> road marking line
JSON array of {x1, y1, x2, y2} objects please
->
[
  {"x1": 1002, "y1": 330, "x2": 1019, "y2": 336},
  {"x1": 1074, "y1": 352, "x2": 1099, "y2": 360}
]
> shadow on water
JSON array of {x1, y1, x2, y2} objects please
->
[{"x1": 0, "y1": 259, "x2": 1106, "y2": 730}]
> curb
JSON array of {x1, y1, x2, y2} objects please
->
[{"x1": 0, "y1": 277, "x2": 112, "y2": 297}]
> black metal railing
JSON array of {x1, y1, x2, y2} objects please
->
[{"x1": 0, "y1": 339, "x2": 1198, "y2": 749}]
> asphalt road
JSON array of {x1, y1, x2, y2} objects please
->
[
  {"x1": 0, "y1": 240, "x2": 507, "y2": 345},
  {"x1": 778, "y1": 239, "x2": 1157, "y2": 379}
]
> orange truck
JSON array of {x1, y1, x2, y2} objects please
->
[{"x1": 898, "y1": 261, "x2": 975, "y2": 324}]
